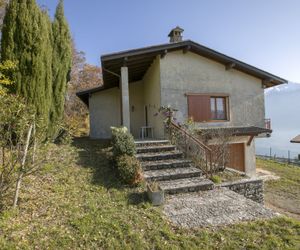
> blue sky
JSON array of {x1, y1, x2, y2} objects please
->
[{"x1": 37, "y1": 0, "x2": 300, "y2": 82}]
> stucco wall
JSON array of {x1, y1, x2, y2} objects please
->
[
  {"x1": 129, "y1": 81, "x2": 145, "y2": 138},
  {"x1": 89, "y1": 87, "x2": 121, "y2": 139},
  {"x1": 229, "y1": 136, "x2": 256, "y2": 177},
  {"x1": 160, "y1": 51, "x2": 265, "y2": 128},
  {"x1": 89, "y1": 61, "x2": 163, "y2": 139},
  {"x1": 244, "y1": 139, "x2": 256, "y2": 177},
  {"x1": 208, "y1": 136, "x2": 256, "y2": 177},
  {"x1": 143, "y1": 56, "x2": 164, "y2": 139}
]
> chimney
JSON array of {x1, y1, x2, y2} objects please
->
[{"x1": 168, "y1": 26, "x2": 184, "y2": 43}]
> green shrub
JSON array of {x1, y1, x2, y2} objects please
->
[
  {"x1": 116, "y1": 155, "x2": 143, "y2": 185},
  {"x1": 111, "y1": 127, "x2": 136, "y2": 158},
  {"x1": 211, "y1": 175, "x2": 222, "y2": 184}
]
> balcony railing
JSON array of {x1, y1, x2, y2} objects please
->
[{"x1": 265, "y1": 119, "x2": 271, "y2": 130}]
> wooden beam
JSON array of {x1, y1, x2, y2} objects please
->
[
  {"x1": 247, "y1": 135, "x2": 255, "y2": 146},
  {"x1": 102, "y1": 68, "x2": 120, "y2": 78},
  {"x1": 262, "y1": 78, "x2": 273, "y2": 88},
  {"x1": 105, "y1": 58, "x2": 154, "y2": 69},
  {"x1": 225, "y1": 62, "x2": 236, "y2": 70},
  {"x1": 123, "y1": 57, "x2": 128, "y2": 66},
  {"x1": 183, "y1": 45, "x2": 191, "y2": 54},
  {"x1": 106, "y1": 62, "x2": 152, "y2": 72},
  {"x1": 104, "y1": 53, "x2": 158, "y2": 67},
  {"x1": 160, "y1": 49, "x2": 168, "y2": 58}
]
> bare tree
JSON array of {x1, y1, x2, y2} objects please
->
[
  {"x1": 197, "y1": 128, "x2": 233, "y2": 176},
  {"x1": 0, "y1": 94, "x2": 49, "y2": 209}
]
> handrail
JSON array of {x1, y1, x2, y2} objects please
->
[
  {"x1": 168, "y1": 121, "x2": 213, "y2": 177},
  {"x1": 170, "y1": 121, "x2": 212, "y2": 152}
]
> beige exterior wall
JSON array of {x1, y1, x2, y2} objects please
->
[
  {"x1": 160, "y1": 51, "x2": 264, "y2": 175},
  {"x1": 129, "y1": 81, "x2": 145, "y2": 138},
  {"x1": 89, "y1": 57, "x2": 163, "y2": 139},
  {"x1": 245, "y1": 140, "x2": 256, "y2": 177},
  {"x1": 228, "y1": 136, "x2": 256, "y2": 177},
  {"x1": 142, "y1": 56, "x2": 164, "y2": 139},
  {"x1": 89, "y1": 49, "x2": 263, "y2": 174},
  {"x1": 207, "y1": 136, "x2": 256, "y2": 177},
  {"x1": 160, "y1": 51, "x2": 265, "y2": 128},
  {"x1": 89, "y1": 87, "x2": 121, "y2": 139}
]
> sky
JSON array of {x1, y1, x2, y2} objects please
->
[{"x1": 37, "y1": 0, "x2": 300, "y2": 83}]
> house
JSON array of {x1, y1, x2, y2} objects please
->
[
  {"x1": 291, "y1": 135, "x2": 300, "y2": 143},
  {"x1": 77, "y1": 27, "x2": 287, "y2": 177}
]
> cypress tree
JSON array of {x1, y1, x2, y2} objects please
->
[
  {"x1": 1, "y1": 0, "x2": 53, "y2": 133},
  {"x1": 50, "y1": 0, "x2": 72, "y2": 135}
]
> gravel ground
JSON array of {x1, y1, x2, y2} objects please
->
[{"x1": 163, "y1": 188, "x2": 278, "y2": 228}]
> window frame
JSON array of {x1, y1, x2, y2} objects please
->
[
  {"x1": 186, "y1": 93, "x2": 230, "y2": 123},
  {"x1": 210, "y1": 96, "x2": 228, "y2": 121}
]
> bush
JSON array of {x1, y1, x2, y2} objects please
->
[
  {"x1": 116, "y1": 155, "x2": 143, "y2": 185},
  {"x1": 0, "y1": 94, "x2": 47, "y2": 209},
  {"x1": 210, "y1": 175, "x2": 222, "y2": 184},
  {"x1": 111, "y1": 127, "x2": 136, "y2": 158}
]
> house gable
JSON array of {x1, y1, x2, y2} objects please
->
[{"x1": 160, "y1": 50, "x2": 265, "y2": 128}]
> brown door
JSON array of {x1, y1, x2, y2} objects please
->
[{"x1": 228, "y1": 143, "x2": 245, "y2": 172}]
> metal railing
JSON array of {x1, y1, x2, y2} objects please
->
[
  {"x1": 167, "y1": 121, "x2": 213, "y2": 176},
  {"x1": 265, "y1": 118, "x2": 271, "y2": 130}
]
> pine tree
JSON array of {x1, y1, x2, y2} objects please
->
[
  {"x1": 50, "y1": 0, "x2": 72, "y2": 136},
  {"x1": 1, "y1": 0, "x2": 53, "y2": 134}
]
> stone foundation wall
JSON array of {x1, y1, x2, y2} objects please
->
[{"x1": 218, "y1": 179, "x2": 264, "y2": 204}]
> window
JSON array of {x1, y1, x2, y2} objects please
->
[
  {"x1": 210, "y1": 97, "x2": 227, "y2": 120},
  {"x1": 187, "y1": 94, "x2": 229, "y2": 122}
]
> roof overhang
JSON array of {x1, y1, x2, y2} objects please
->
[
  {"x1": 291, "y1": 135, "x2": 300, "y2": 143},
  {"x1": 77, "y1": 40, "x2": 288, "y2": 105},
  {"x1": 76, "y1": 86, "x2": 112, "y2": 106},
  {"x1": 197, "y1": 126, "x2": 272, "y2": 137}
]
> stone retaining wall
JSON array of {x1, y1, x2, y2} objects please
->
[{"x1": 218, "y1": 179, "x2": 264, "y2": 204}]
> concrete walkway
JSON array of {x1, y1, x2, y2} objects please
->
[{"x1": 163, "y1": 188, "x2": 278, "y2": 228}]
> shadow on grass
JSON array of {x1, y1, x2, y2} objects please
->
[
  {"x1": 127, "y1": 191, "x2": 148, "y2": 205},
  {"x1": 72, "y1": 137, "x2": 149, "y2": 205},
  {"x1": 72, "y1": 137, "x2": 123, "y2": 190}
]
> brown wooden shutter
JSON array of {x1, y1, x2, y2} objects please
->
[{"x1": 187, "y1": 95, "x2": 211, "y2": 122}]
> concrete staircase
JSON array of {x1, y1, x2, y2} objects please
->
[{"x1": 135, "y1": 140, "x2": 214, "y2": 195}]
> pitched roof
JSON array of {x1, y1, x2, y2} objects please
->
[
  {"x1": 291, "y1": 135, "x2": 300, "y2": 143},
  {"x1": 77, "y1": 40, "x2": 288, "y2": 105}
]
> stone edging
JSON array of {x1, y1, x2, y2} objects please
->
[{"x1": 216, "y1": 178, "x2": 264, "y2": 204}]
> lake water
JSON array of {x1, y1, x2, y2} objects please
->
[{"x1": 256, "y1": 83, "x2": 300, "y2": 159}]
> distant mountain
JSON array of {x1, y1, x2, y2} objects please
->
[{"x1": 256, "y1": 82, "x2": 300, "y2": 158}]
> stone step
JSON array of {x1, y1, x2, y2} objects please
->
[
  {"x1": 142, "y1": 159, "x2": 193, "y2": 171},
  {"x1": 136, "y1": 151, "x2": 183, "y2": 162},
  {"x1": 135, "y1": 140, "x2": 170, "y2": 147},
  {"x1": 144, "y1": 167, "x2": 202, "y2": 182},
  {"x1": 136, "y1": 145, "x2": 176, "y2": 154},
  {"x1": 159, "y1": 177, "x2": 214, "y2": 195}
]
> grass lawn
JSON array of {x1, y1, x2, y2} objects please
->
[
  {"x1": 0, "y1": 138, "x2": 299, "y2": 249},
  {"x1": 257, "y1": 158, "x2": 300, "y2": 220}
]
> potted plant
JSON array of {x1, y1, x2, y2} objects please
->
[{"x1": 147, "y1": 181, "x2": 164, "y2": 206}]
